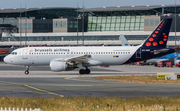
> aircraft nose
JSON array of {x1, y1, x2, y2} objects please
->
[{"x1": 3, "y1": 56, "x2": 9, "y2": 63}]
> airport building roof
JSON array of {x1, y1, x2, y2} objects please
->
[
  {"x1": 0, "y1": 7, "x2": 80, "y2": 13},
  {"x1": 0, "y1": 7, "x2": 81, "y2": 19},
  {"x1": 0, "y1": 5, "x2": 178, "y2": 13},
  {"x1": 77, "y1": 4, "x2": 179, "y2": 12}
]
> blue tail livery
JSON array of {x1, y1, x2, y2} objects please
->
[
  {"x1": 142, "y1": 18, "x2": 172, "y2": 48},
  {"x1": 125, "y1": 18, "x2": 175, "y2": 64}
]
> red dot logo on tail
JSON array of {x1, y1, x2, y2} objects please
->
[
  {"x1": 146, "y1": 42, "x2": 151, "y2": 46},
  {"x1": 163, "y1": 38, "x2": 167, "y2": 41},
  {"x1": 159, "y1": 41, "x2": 164, "y2": 44},
  {"x1": 153, "y1": 42, "x2": 158, "y2": 46},
  {"x1": 152, "y1": 34, "x2": 156, "y2": 37},
  {"x1": 149, "y1": 38, "x2": 154, "y2": 41}
]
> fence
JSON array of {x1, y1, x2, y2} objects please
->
[{"x1": 0, "y1": 107, "x2": 41, "y2": 111}]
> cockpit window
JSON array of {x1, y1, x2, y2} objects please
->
[{"x1": 11, "y1": 52, "x2": 17, "y2": 55}]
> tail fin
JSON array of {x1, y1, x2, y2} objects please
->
[
  {"x1": 120, "y1": 34, "x2": 130, "y2": 46},
  {"x1": 141, "y1": 18, "x2": 172, "y2": 48}
]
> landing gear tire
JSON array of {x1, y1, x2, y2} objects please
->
[
  {"x1": 79, "y1": 69, "x2": 85, "y2": 74},
  {"x1": 25, "y1": 65, "x2": 29, "y2": 75},
  {"x1": 25, "y1": 70, "x2": 29, "y2": 75},
  {"x1": 85, "y1": 69, "x2": 90, "y2": 74}
]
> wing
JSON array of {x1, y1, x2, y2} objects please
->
[{"x1": 53, "y1": 54, "x2": 91, "y2": 63}]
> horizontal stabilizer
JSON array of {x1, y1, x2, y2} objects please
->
[{"x1": 151, "y1": 49, "x2": 169, "y2": 54}]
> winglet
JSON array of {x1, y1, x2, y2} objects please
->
[{"x1": 120, "y1": 34, "x2": 130, "y2": 46}]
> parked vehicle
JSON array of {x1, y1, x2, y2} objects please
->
[{"x1": 166, "y1": 62, "x2": 173, "y2": 67}]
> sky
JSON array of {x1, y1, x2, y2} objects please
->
[{"x1": 0, "y1": 0, "x2": 179, "y2": 9}]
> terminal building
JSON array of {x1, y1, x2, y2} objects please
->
[{"x1": 0, "y1": 5, "x2": 179, "y2": 47}]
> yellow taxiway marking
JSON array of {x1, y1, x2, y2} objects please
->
[
  {"x1": 0, "y1": 80, "x2": 64, "y2": 97},
  {"x1": 65, "y1": 77, "x2": 119, "y2": 83},
  {"x1": 0, "y1": 89, "x2": 47, "y2": 94}
]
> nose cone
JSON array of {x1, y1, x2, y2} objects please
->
[{"x1": 3, "y1": 56, "x2": 9, "y2": 63}]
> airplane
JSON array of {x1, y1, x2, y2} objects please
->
[
  {"x1": 174, "y1": 53, "x2": 180, "y2": 66},
  {"x1": 120, "y1": 34, "x2": 179, "y2": 64},
  {"x1": 4, "y1": 18, "x2": 175, "y2": 75},
  {"x1": 145, "y1": 53, "x2": 179, "y2": 64}
]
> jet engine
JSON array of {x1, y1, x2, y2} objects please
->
[{"x1": 50, "y1": 61, "x2": 76, "y2": 72}]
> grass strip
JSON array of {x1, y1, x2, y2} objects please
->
[
  {"x1": 0, "y1": 96, "x2": 180, "y2": 111},
  {"x1": 94, "y1": 75, "x2": 180, "y2": 84}
]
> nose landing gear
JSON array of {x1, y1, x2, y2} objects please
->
[{"x1": 25, "y1": 65, "x2": 29, "y2": 75}]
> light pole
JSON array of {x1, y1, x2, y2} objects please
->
[
  {"x1": 77, "y1": 2, "x2": 79, "y2": 46},
  {"x1": 20, "y1": 5, "x2": 22, "y2": 47},
  {"x1": 82, "y1": 2, "x2": 85, "y2": 46},
  {"x1": 175, "y1": 0, "x2": 177, "y2": 47}
]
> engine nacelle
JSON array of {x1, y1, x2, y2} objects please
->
[{"x1": 50, "y1": 61, "x2": 75, "y2": 72}]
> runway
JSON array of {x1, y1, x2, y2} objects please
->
[{"x1": 0, "y1": 62, "x2": 180, "y2": 98}]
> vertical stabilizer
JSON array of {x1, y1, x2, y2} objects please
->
[{"x1": 141, "y1": 18, "x2": 172, "y2": 48}]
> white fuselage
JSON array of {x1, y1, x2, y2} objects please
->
[{"x1": 4, "y1": 46, "x2": 139, "y2": 66}]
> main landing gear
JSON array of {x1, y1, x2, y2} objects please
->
[
  {"x1": 79, "y1": 67, "x2": 91, "y2": 74},
  {"x1": 25, "y1": 65, "x2": 29, "y2": 75}
]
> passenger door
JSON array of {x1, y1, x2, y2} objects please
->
[
  {"x1": 22, "y1": 49, "x2": 28, "y2": 59},
  {"x1": 136, "y1": 48, "x2": 141, "y2": 58}
]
